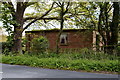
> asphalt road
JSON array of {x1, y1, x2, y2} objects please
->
[{"x1": 1, "y1": 63, "x2": 119, "y2": 78}]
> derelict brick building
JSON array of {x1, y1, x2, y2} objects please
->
[{"x1": 25, "y1": 29, "x2": 95, "y2": 51}]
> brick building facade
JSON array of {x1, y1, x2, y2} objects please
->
[{"x1": 25, "y1": 29, "x2": 94, "y2": 52}]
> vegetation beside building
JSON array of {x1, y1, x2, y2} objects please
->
[{"x1": 1, "y1": 51, "x2": 119, "y2": 73}]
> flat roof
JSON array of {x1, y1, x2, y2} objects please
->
[{"x1": 25, "y1": 29, "x2": 93, "y2": 33}]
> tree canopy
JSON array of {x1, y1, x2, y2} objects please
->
[{"x1": 0, "y1": 1, "x2": 119, "y2": 54}]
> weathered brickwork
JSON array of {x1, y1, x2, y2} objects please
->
[{"x1": 25, "y1": 29, "x2": 93, "y2": 51}]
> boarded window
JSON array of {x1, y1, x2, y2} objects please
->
[{"x1": 60, "y1": 33, "x2": 68, "y2": 45}]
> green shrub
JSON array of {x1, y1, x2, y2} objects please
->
[
  {"x1": 22, "y1": 38, "x2": 29, "y2": 53},
  {"x1": 30, "y1": 36, "x2": 49, "y2": 54},
  {"x1": 1, "y1": 42, "x2": 12, "y2": 55},
  {"x1": 24, "y1": 49, "x2": 118, "y2": 60},
  {"x1": 1, "y1": 35, "x2": 14, "y2": 55},
  {"x1": 2, "y1": 54, "x2": 119, "y2": 72},
  {"x1": 116, "y1": 46, "x2": 120, "y2": 55}
]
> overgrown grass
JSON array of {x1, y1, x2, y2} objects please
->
[
  {"x1": 1, "y1": 52, "x2": 119, "y2": 73},
  {"x1": 26, "y1": 50, "x2": 118, "y2": 60}
]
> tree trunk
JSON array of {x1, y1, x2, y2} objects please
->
[
  {"x1": 108, "y1": 2, "x2": 119, "y2": 54},
  {"x1": 56, "y1": 3, "x2": 64, "y2": 54},
  {"x1": 56, "y1": 17, "x2": 64, "y2": 54},
  {"x1": 104, "y1": 3, "x2": 111, "y2": 54},
  {"x1": 98, "y1": 4, "x2": 107, "y2": 52},
  {"x1": 56, "y1": 30, "x2": 63, "y2": 54},
  {"x1": 12, "y1": 27, "x2": 23, "y2": 54},
  {"x1": 12, "y1": 2, "x2": 25, "y2": 54},
  {"x1": 98, "y1": 3, "x2": 119, "y2": 54}
]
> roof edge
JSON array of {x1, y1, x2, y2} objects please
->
[{"x1": 25, "y1": 29, "x2": 94, "y2": 33}]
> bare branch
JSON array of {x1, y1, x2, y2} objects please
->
[
  {"x1": 64, "y1": 13, "x2": 88, "y2": 20},
  {"x1": 23, "y1": 2, "x2": 29, "y2": 6},
  {"x1": 58, "y1": 1, "x2": 62, "y2": 6},
  {"x1": 63, "y1": 2, "x2": 70, "y2": 15},
  {"x1": 107, "y1": 4, "x2": 113, "y2": 13},
  {"x1": 24, "y1": 16, "x2": 38, "y2": 22},
  {"x1": 23, "y1": 2, "x2": 56, "y2": 31},
  {"x1": 26, "y1": 2, "x2": 37, "y2": 7},
  {"x1": 54, "y1": 1, "x2": 61, "y2": 7},
  {"x1": 23, "y1": 17, "x2": 60, "y2": 31}
]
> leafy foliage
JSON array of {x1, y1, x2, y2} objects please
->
[
  {"x1": 116, "y1": 46, "x2": 120, "y2": 55},
  {"x1": 30, "y1": 36, "x2": 49, "y2": 54},
  {"x1": 0, "y1": 4, "x2": 15, "y2": 54},
  {"x1": 27, "y1": 48, "x2": 118, "y2": 60},
  {"x1": 1, "y1": 54, "x2": 119, "y2": 72},
  {"x1": 1, "y1": 3, "x2": 15, "y2": 35},
  {"x1": 1, "y1": 2, "x2": 119, "y2": 54},
  {"x1": 2, "y1": 35, "x2": 14, "y2": 55},
  {"x1": 1, "y1": 47, "x2": 119, "y2": 72}
]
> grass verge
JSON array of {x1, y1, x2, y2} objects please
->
[{"x1": 1, "y1": 54, "x2": 119, "y2": 73}]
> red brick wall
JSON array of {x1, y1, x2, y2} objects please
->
[{"x1": 25, "y1": 30, "x2": 93, "y2": 51}]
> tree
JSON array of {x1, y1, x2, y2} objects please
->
[
  {"x1": 68, "y1": 2, "x2": 119, "y2": 54},
  {"x1": 54, "y1": 2, "x2": 94, "y2": 53},
  {"x1": 1, "y1": 1, "x2": 119, "y2": 54},
  {"x1": 55, "y1": 1, "x2": 70, "y2": 53},
  {"x1": 109, "y1": 2, "x2": 119, "y2": 54},
  {"x1": 97, "y1": 2, "x2": 119, "y2": 54},
  {"x1": 1, "y1": 1, "x2": 58, "y2": 54},
  {"x1": 1, "y1": 1, "x2": 88, "y2": 54}
]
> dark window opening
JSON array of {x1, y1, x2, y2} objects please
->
[{"x1": 60, "y1": 33, "x2": 68, "y2": 45}]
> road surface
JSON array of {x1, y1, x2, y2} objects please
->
[{"x1": 1, "y1": 63, "x2": 119, "y2": 79}]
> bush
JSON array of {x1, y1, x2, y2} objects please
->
[
  {"x1": 116, "y1": 46, "x2": 120, "y2": 55},
  {"x1": 25, "y1": 48, "x2": 118, "y2": 60},
  {"x1": 1, "y1": 54, "x2": 119, "y2": 72},
  {"x1": 30, "y1": 36, "x2": 49, "y2": 54},
  {"x1": 22, "y1": 38, "x2": 29, "y2": 53},
  {"x1": 1, "y1": 42, "x2": 12, "y2": 55},
  {"x1": 1, "y1": 35, "x2": 14, "y2": 55}
]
